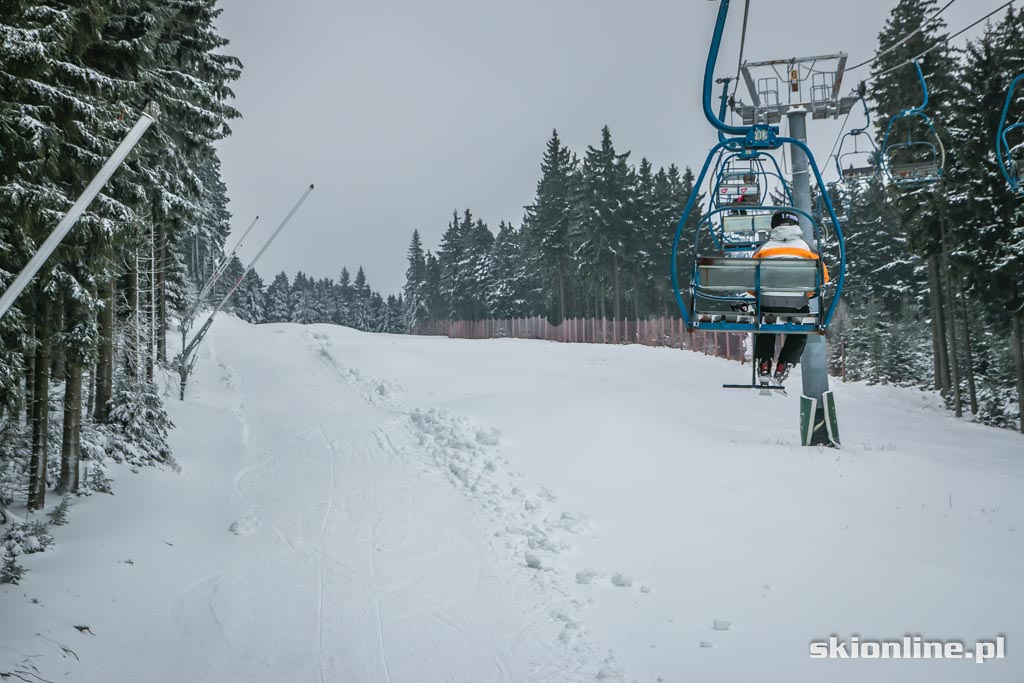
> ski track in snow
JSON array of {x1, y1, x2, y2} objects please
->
[
  {"x1": 176, "y1": 328, "x2": 568, "y2": 681},
  {"x1": 357, "y1": 432, "x2": 395, "y2": 683},
  {"x1": 314, "y1": 425, "x2": 337, "y2": 683},
  {"x1": 303, "y1": 330, "x2": 605, "y2": 678}
]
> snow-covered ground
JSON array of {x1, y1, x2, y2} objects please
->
[{"x1": 2, "y1": 315, "x2": 1022, "y2": 682}]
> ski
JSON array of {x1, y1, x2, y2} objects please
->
[{"x1": 722, "y1": 381, "x2": 787, "y2": 397}]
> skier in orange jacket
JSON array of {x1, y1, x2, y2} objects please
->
[{"x1": 752, "y1": 211, "x2": 829, "y2": 382}]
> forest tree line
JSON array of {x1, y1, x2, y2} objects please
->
[
  {"x1": 212, "y1": 259, "x2": 405, "y2": 334},
  {"x1": 0, "y1": 0, "x2": 241, "y2": 513}
]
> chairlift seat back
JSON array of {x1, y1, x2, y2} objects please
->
[
  {"x1": 890, "y1": 161, "x2": 940, "y2": 179},
  {"x1": 721, "y1": 214, "x2": 773, "y2": 234},
  {"x1": 697, "y1": 257, "x2": 820, "y2": 293}
]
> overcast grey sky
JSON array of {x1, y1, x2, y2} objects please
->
[{"x1": 214, "y1": 0, "x2": 997, "y2": 295}]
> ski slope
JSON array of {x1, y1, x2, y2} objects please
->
[{"x1": 2, "y1": 315, "x2": 1023, "y2": 682}]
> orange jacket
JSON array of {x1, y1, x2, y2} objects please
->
[{"x1": 752, "y1": 225, "x2": 830, "y2": 282}]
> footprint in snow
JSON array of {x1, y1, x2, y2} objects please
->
[
  {"x1": 610, "y1": 573, "x2": 633, "y2": 588},
  {"x1": 575, "y1": 568, "x2": 599, "y2": 584}
]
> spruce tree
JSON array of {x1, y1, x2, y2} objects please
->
[
  {"x1": 869, "y1": 0, "x2": 959, "y2": 393},
  {"x1": 335, "y1": 268, "x2": 353, "y2": 327},
  {"x1": 945, "y1": 8, "x2": 1024, "y2": 428},
  {"x1": 352, "y1": 267, "x2": 371, "y2": 330},
  {"x1": 523, "y1": 130, "x2": 577, "y2": 322},
  {"x1": 489, "y1": 221, "x2": 533, "y2": 318},
  {"x1": 422, "y1": 253, "x2": 443, "y2": 320},
  {"x1": 264, "y1": 272, "x2": 292, "y2": 323},
  {"x1": 235, "y1": 271, "x2": 266, "y2": 324},
  {"x1": 403, "y1": 230, "x2": 428, "y2": 328},
  {"x1": 574, "y1": 126, "x2": 632, "y2": 324}
]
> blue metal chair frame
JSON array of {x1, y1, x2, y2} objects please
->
[
  {"x1": 670, "y1": 0, "x2": 846, "y2": 334},
  {"x1": 835, "y1": 94, "x2": 879, "y2": 182},
  {"x1": 706, "y1": 150, "x2": 796, "y2": 252},
  {"x1": 880, "y1": 61, "x2": 945, "y2": 187},
  {"x1": 996, "y1": 73, "x2": 1024, "y2": 195},
  {"x1": 704, "y1": 80, "x2": 797, "y2": 252},
  {"x1": 814, "y1": 182, "x2": 849, "y2": 227},
  {"x1": 688, "y1": 204, "x2": 830, "y2": 334}
]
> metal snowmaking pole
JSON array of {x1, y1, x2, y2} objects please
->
[
  {"x1": 181, "y1": 214, "x2": 260, "y2": 350},
  {"x1": 176, "y1": 184, "x2": 315, "y2": 400},
  {"x1": 786, "y1": 108, "x2": 835, "y2": 447},
  {"x1": 190, "y1": 215, "x2": 260, "y2": 319},
  {"x1": 0, "y1": 102, "x2": 160, "y2": 321}
]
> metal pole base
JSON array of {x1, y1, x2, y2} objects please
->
[{"x1": 800, "y1": 391, "x2": 840, "y2": 447}]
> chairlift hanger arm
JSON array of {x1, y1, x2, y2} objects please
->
[
  {"x1": 851, "y1": 86, "x2": 872, "y2": 135},
  {"x1": 703, "y1": 0, "x2": 762, "y2": 137},
  {"x1": 905, "y1": 60, "x2": 930, "y2": 115},
  {"x1": 717, "y1": 78, "x2": 732, "y2": 143}
]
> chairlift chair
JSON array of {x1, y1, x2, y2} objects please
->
[
  {"x1": 880, "y1": 61, "x2": 945, "y2": 187},
  {"x1": 669, "y1": 0, "x2": 847, "y2": 337},
  {"x1": 835, "y1": 84, "x2": 880, "y2": 183},
  {"x1": 996, "y1": 73, "x2": 1024, "y2": 195},
  {"x1": 708, "y1": 149, "x2": 794, "y2": 253}
]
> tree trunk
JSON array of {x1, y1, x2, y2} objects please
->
[
  {"x1": 126, "y1": 254, "x2": 140, "y2": 380},
  {"x1": 94, "y1": 275, "x2": 115, "y2": 421},
  {"x1": 570, "y1": 276, "x2": 579, "y2": 320},
  {"x1": 49, "y1": 304, "x2": 64, "y2": 381},
  {"x1": 633, "y1": 263, "x2": 641, "y2": 326},
  {"x1": 557, "y1": 265, "x2": 566, "y2": 325},
  {"x1": 1013, "y1": 310, "x2": 1024, "y2": 435},
  {"x1": 927, "y1": 255, "x2": 950, "y2": 395},
  {"x1": 24, "y1": 325, "x2": 35, "y2": 428},
  {"x1": 147, "y1": 229, "x2": 156, "y2": 383},
  {"x1": 958, "y1": 284, "x2": 978, "y2": 415},
  {"x1": 57, "y1": 361, "x2": 82, "y2": 494},
  {"x1": 86, "y1": 368, "x2": 95, "y2": 421},
  {"x1": 612, "y1": 254, "x2": 621, "y2": 341},
  {"x1": 28, "y1": 311, "x2": 51, "y2": 511},
  {"x1": 941, "y1": 255, "x2": 962, "y2": 417},
  {"x1": 157, "y1": 222, "x2": 167, "y2": 364}
]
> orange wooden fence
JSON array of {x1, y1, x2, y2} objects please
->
[{"x1": 410, "y1": 317, "x2": 751, "y2": 364}]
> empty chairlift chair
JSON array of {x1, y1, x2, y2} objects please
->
[
  {"x1": 835, "y1": 85, "x2": 879, "y2": 182},
  {"x1": 881, "y1": 61, "x2": 945, "y2": 187},
  {"x1": 997, "y1": 72, "x2": 1024, "y2": 195}
]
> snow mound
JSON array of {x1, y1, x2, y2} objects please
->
[
  {"x1": 524, "y1": 551, "x2": 544, "y2": 570},
  {"x1": 228, "y1": 514, "x2": 261, "y2": 536},
  {"x1": 611, "y1": 573, "x2": 633, "y2": 588},
  {"x1": 596, "y1": 651, "x2": 627, "y2": 680}
]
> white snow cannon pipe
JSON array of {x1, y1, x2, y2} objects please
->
[
  {"x1": 211, "y1": 184, "x2": 315, "y2": 318},
  {"x1": 187, "y1": 214, "x2": 261, "y2": 326},
  {"x1": 0, "y1": 102, "x2": 160, "y2": 321}
]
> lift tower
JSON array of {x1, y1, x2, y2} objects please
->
[{"x1": 733, "y1": 55, "x2": 857, "y2": 446}]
